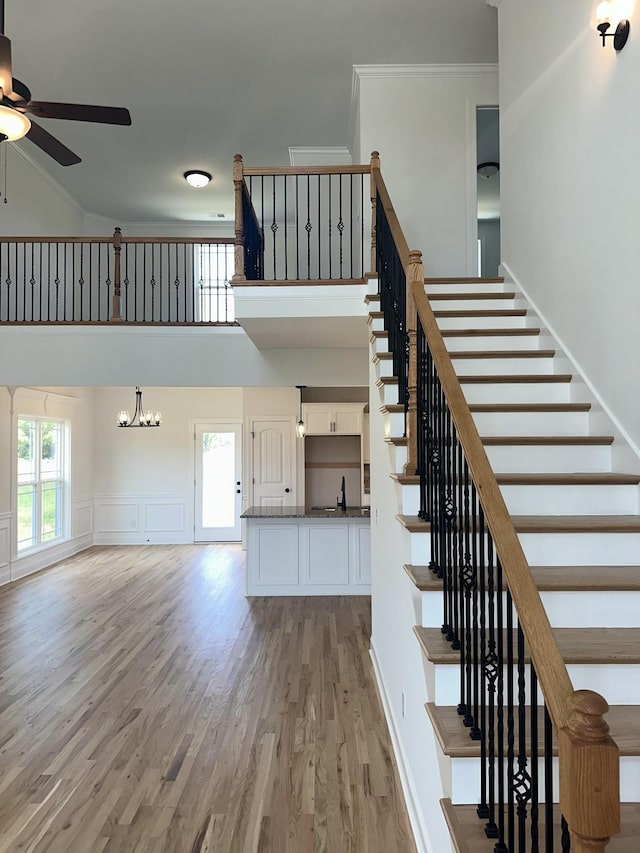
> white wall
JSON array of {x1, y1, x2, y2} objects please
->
[
  {"x1": 0, "y1": 147, "x2": 84, "y2": 236},
  {"x1": 354, "y1": 65, "x2": 499, "y2": 276},
  {"x1": 497, "y1": 0, "x2": 640, "y2": 450}
]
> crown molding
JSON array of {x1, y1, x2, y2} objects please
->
[
  {"x1": 353, "y1": 63, "x2": 499, "y2": 81},
  {"x1": 9, "y1": 143, "x2": 85, "y2": 217}
]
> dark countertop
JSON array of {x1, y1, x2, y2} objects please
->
[{"x1": 241, "y1": 506, "x2": 371, "y2": 520}]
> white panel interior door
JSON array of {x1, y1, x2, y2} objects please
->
[
  {"x1": 252, "y1": 420, "x2": 295, "y2": 507},
  {"x1": 194, "y1": 423, "x2": 242, "y2": 541}
]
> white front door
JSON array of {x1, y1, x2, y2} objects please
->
[
  {"x1": 252, "y1": 419, "x2": 295, "y2": 507},
  {"x1": 194, "y1": 423, "x2": 242, "y2": 541}
]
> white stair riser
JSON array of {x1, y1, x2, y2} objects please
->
[
  {"x1": 435, "y1": 314, "x2": 529, "y2": 330},
  {"x1": 460, "y1": 383, "x2": 571, "y2": 404},
  {"x1": 501, "y1": 483, "x2": 639, "y2": 516},
  {"x1": 448, "y1": 756, "x2": 640, "y2": 805},
  {"x1": 375, "y1": 358, "x2": 394, "y2": 379},
  {"x1": 380, "y1": 383, "x2": 401, "y2": 406},
  {"x1": 519, "y1": 531, "x2": 640, "y2": 567},
  {"x1": 370, "y1": 335, "x2": 389, "y2": 355},
  {"x1": 451, "y1": 357, "x2": 555, "y2": 376},
  {"x1": 389, "y1": 444, "x2": 407, "y2": 471},
  {"x1": 366, "y1": 280, "x2": 379, "y2": 297},
  {"x1": 382, "y1": 411, "x2": 405, "y2": 437},
  {"x1": 398, "y1": 483, "x2": 420, "y2": 516},
  {"x1": 485, "y1": 444, "x2": 611, "y2": 474},
  {"x1": 425, "y1": 283, "x2": 508, "y2": 295},
  {"x1": 472, "y1": 410, "x2": 589, "y2": 436},
  {"x1": 428, "y1": 297, "x2": 518, "y2": 312},
  {"x1": 444, "y1": 335, "x2": 541, "y2": 352},
  {"x1": 368, "y1": 315, "x2": 385, "y2": 332},
  {"x1": 433, "y1": 661, "x2": 640, "y2": 706},
  {"x1": 421, "y1": 589, "x2": 640, "y2": 629},
  {"x1": 400, "y1": 528, "x2": 429, "y2": 565}
]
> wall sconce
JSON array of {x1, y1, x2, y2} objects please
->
[
  {"x1": 296, "y1": 385, "x2": 306, "y2": 438},
  {"x1": 596, "y1": 2, "x2": 630, "y2": 50}
]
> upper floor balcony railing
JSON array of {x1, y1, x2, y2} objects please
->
[{"x1": 0, "y1": 232, "x2": 236, "y2": 324}]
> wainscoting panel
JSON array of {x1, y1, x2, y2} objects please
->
[
  {"x1": 74, "y1": 498, "x2": 94, "y2": 539},
  {"x1": 94, "y1": 494, "x2": 191, "y2": 544}
]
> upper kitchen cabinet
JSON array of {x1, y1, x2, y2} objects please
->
[{"x1": 302, "y1": 403, "x2": 364, "y2": 435}]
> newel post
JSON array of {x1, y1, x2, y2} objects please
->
[
  {"x1": 231, "y1": 154, "x2": 246, "y2": 283},
  {"x1": 111, "y1": 227, "x2": 122, "y2": 322},
  {"x1": 404, "y1": 249, "x2": 421, "y2": 475},
  {"x1": 369, "y1": 150, "x2": 380, "y2": 276},
  {"x1": 559, "y1": 690, "x2": 620, "y2": 853}
]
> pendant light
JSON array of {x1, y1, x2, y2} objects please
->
[
  {"x1": 117, "y1": 386, "x2": 161, "y2": 427},
  {"x1": 296, "y1": 385, "x2": 306, "y2": 438}
]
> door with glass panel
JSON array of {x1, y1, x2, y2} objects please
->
[{"x1": 194, "y1": 423, "x2": 242, "y2": 541}]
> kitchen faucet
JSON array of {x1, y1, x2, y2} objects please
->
[{"x1": 338, "y1": 475, "x2": 347, "y2": 512}]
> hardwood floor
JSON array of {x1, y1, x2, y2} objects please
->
[{"x1": 0, "y1": 546, "x2": 416, "y2": 853}]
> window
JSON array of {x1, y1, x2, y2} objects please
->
[
  {"x1": 17, "y1": 417, "x2": 67, "y2": 552},
  {"x1": 195, "y1": 243, "x2": 235, "y2": 322}
]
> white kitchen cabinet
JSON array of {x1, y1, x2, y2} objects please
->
[
  {"x1": 351, "y1": 523, "x2": 371, "y2": 585},
  {"x1": 302, "y1": 403, "x2": 364, "y2": 435}
]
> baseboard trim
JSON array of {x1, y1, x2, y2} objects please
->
[
  {"x1": 9, "y1": 534, "x2": 94, "y2": 583},
  {"x1": 370, "y1": 639, "x2": 432, "y2": 853}
]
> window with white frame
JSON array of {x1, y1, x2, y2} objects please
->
[
  {"x1": 194, "y1": 243, "x2": 235, "y2": 322},
  {"x1": 17, "y1": 417, "x2": 67, "y2": 552}
]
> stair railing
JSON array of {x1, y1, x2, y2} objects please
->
[
  {"x1": 0, "y1": 230, "x2": 236, "y2": 324},
  {"x1": 370, "y1": 157, "x2": 621, "y2": 852},
  {"x1": 232, "y1": 153, "x2": 370, "y2": 282}
]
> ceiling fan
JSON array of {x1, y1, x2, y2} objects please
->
[{"x1": 0, "y1": 0, "x2": 131, "y2": 166}]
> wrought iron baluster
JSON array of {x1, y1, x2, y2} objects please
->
[
  {"x1": 338, "y1": 174, "x2": 344, "y2": 279},
  {"x1": 530, "y1": 666, "x2": 540, "y2": 852},
  {"x1": 515, "y1": 620, "x2": 532, "y2": 851},
  {"x1": 105, "y1": 243, "x2": 111, "y2": 323},
  {"x1": 505, "y1": 561, "x2": 516, "y2": 853},
  {"x1": 486, "y1": 532, "x2": 501, "y2": 841},
  {"x1": 317, "y1": 174, "x2": 321, "y2": 279},
  {"x1": 29, "y1": 243, "x2": 35, "y2": 322},
  {"x1": 544, "y1": 706, "x2": 555, "y2": 853}
]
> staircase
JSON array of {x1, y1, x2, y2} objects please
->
[{"x1": 366, "y1": 277, "x2": 640, "y2": 852}]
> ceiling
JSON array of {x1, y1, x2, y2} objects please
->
[{"x1": 4, "y1": 0, "x2": 497, "y2": 226}]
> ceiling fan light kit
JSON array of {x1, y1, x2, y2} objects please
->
[
  {"x1": 0, "y1": 1, "x2": 131, "y2": 165},
  {"x1": 0, "y1": 101, "x2": 29, "y2": 140}
]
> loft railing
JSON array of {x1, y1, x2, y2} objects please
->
[
  {"x1": 371, "y1": 155, "x2": 620, "y2": 852},
  {"x1": 232, "y1": 153, "x2": 369, "y2": 282},
  {"x1": 0, "y1": 230, "x2": 236, "y2": 324}
]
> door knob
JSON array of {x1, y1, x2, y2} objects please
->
[
  {"x1": 236, "y1": 481, "x2": 241, "y2": 486},
  {"x1": 236, "y1": 489, "x2": 241, "y2": 494}
]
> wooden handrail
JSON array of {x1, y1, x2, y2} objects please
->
[
  {"x1": 409, "y1": 259, "x2": 620, "y2": 850},
  {"x1": 242, "y1": 164, "x2": 371, "y2": 176}
]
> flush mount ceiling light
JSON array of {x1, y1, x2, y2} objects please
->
[
  {"x1": 0, "y1": 104, "x2": 31, "y2": 141},
  {"x1": 477, "y1": 161, "x2": 500, "y2": 179},
  {"x1": 184, "y1": 170, "x2": 212, "y2": 188},
  {"x1": 595, "y1": 2, "x2": 630, "y2": 50},
  {"x1": 117, "y1": 386, "x2": 161, "y2": 428}
]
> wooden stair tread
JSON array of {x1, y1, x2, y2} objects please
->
[
  {"x1": 367, "y1": 311, "x2": 384, "y2": 321},
  {"x1": 424, "y1": 276, "x2": 505, "y2": 284},
  {"x1": 434, "y1": 309, "x2": 527, "y2": 318},
  {"x1": 441, "y1": 799, "x2": 640, "y2": 853},
  {"x1": 369, "y1": 330, "x2": 388, "y2": 340},
  {"x1": 481, "y1": 435, "x2": 614, "y2": 446},
  {"x1": 380, "y1": 403, "x2": 404, "y2": 414},
  {"x1": 414, "y1": 626, "x2": 640, "y2": 664},
  {"x1": 376, "y1": 376, "x2": 398, "y2": 386},
  {"x1": 364, "y1": 293, "x2": 380, "y2": 304},
  {"x1": 498, "y1": 473, "x2": 640, "y2": 485},
  {"x1": 450, "y1": 349, "x2": 555, "y2": 359},
  {"x1": 385, "y1": 436, "x2": 407, "y2": 447},
  {"x1": 459, "y1": 374, "x2": 572, "y2": 383},
  {"x1": 396, "y1": 515, "x2": 429, "y2": 533},
  {"x1": 372, "y1": 351, "x2": 393, "y2": 363},
  {"x1": 512, "y1": 515, "x2": 640, "y2": 533},
  {"x1": 426, "y1": 703, "x2": 640, "y2": 757},
  {"x1": 442, "y1": 327, "x2": 540, "y2": 337},
  {"x1": 391, "y1": 473, "x2": 419, "y2": 485},
  {"x1": 428, "y1": 291, "x2": 516, "y2": 301},
  {"x1": 469, "y1": 402, "x2": 591, "y2": 412},
  {"x1": 405, "y1": 564, "x2": 640, "y2": 592}
]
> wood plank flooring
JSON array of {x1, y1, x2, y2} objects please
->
[{"x1": 0, "y1": 545, "x2": 416, "y2": 853}]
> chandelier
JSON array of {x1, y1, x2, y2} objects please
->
[{"x1": 117, "y1": 386, "x2": 161, "y2": 427}]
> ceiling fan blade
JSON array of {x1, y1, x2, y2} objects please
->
[
  {"x1": 26, "y1": 120, "x2": 81, "y2": 166},
  {"x1": 0, "y1": 34, "x2": 13, "y2": 96},
  {"x1": 26, "y1": 101, "x2": 131, "y2": 126}
]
